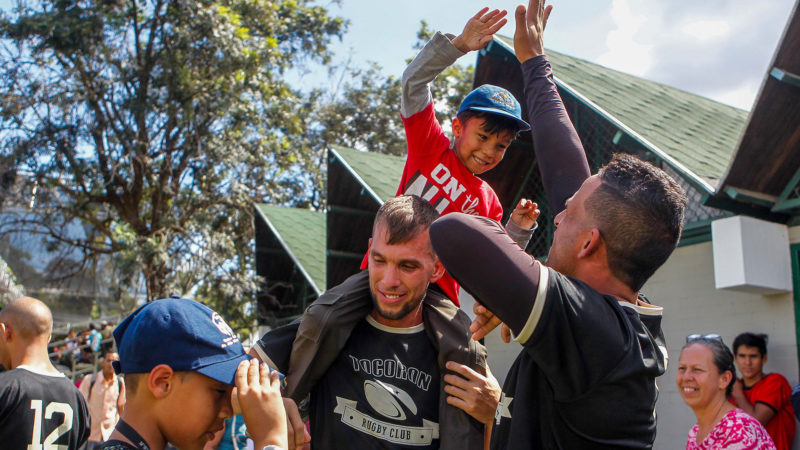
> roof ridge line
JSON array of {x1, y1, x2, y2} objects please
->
[
  {"x1": 329, "y1": 147, "x2": 387, "y2": 204},
  {"x1": 490, "y1": 36, "x2": 716, "y2": 193},
  {"x1": 553, "y1": 75, "x2": 716, "y2": 193},
  {"x1": 255, "y1": 204, "x2": 323, "y2": 295},
  {"x1": 493, "y1": 35, "x2": 748, "y2": 113}
]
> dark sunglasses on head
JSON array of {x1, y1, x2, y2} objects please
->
[{"x1": 686, "y1": 333, "x2": 722, "y2": 343}]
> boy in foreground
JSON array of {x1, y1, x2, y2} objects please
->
[{"x1": 101, "y1": 298, "x2": 287, "y2": 450}]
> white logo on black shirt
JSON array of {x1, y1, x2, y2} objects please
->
[
  {"x1": 334, "y1": 395, "x2": 439, "y2": 445},
  {"x1": 495, "y1": 393, "x2": 513, "y2": 425},
  {"x1": 349, "y1": 356, "x2": 433, "y2": 391},
  {"x1": 364, "y1": 380, "x2": 417, "y2": 420}
]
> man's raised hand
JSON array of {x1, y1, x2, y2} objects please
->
[
  {"x1": 452, "y1": 7, "x2": 508, "y2": 53},
  {"x1": 470, "y1": 302, "x2": 503, "y2": 341},
  {"x1": 514, "y1": 0, "x2": 553, "y2": 63}
]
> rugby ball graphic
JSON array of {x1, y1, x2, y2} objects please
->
[{"x1": 364, "y1": 380, "x2": 417, "y2": 420}]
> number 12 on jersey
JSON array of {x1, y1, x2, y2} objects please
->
[{"x1": 28, "y1": 399, "x2": 74, "y2": 450}]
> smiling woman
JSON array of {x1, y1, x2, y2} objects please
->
[{"x1": 677, "y1": 337, "x2": 776, "y2": 449}]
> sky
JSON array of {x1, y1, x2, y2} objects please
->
[
  {"x1": 0, "y1": 0, "x2": 795, "y2": 110},
  {"x1": 296, "y1": 0, "x2": 798, "y2": 110}
]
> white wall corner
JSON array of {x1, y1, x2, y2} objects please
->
[{"x1": 711, "y1": 216, "x2": 792, "y2": 295}]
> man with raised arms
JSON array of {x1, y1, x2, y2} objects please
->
[{"x1": 428, "y1": 1, "x2": 688, "y2": 448}]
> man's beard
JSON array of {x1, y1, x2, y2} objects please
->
[{"x1": 370, "y1": 289, "x2": 427, "y2": 322}]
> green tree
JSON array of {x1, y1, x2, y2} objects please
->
[{"x1": 0, "y1": 0, "x2": 345, "y2": 329}]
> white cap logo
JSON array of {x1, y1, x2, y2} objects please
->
[{"x1": 211, "y1": 312, "x2": 239, "y2": 348}]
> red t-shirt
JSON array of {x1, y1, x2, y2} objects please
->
[
  {"x1": 731, "y1": 373, "x2": 796, "y2": 450},
  {"x1": 360, "y1": 102, "x2": 504, "y2": 305}
]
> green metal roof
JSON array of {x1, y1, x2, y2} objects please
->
[
  {"x1": 255, "y1": 204, "x2": 326, "y2": 294},
  {"x1": 494, "y1": 36, "x2": 749, "y2": 191},
  {"x1": 330, "y1": 145, "x2": 406, "y2": 202}
]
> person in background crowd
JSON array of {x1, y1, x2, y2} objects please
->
[
  {"x1": 66, "y1": 329, "x2": 80, "y2": 357},
  {"x1": 88, "y1": 322, "x2": 102, "y2": 353},
  {"x1": 790, "y1": 384, "x2": 800, "y2": 421},
  {"x1": 678, "y1": 335, "x2": 775, "y2": 449},
  {"x1": 100, "y1": 320, "x2": 115, "y2": 353},
  {"x1": 730, "y1": 332, "x2": 795, "y2": 450},
  {"x1": 80, "y1": 351, "x2": 126, "y2": 448}
]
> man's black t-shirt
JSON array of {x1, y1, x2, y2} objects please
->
[
  {"x1": 0, "y1": 366, "x2": 91, "y2": 448},
  {"x1": 310, "y1": 316, "x2": 440, "y2": 449},
  {"x1": 491, "y1": 268, "x2": 667, "y2": 449},
  {"x1": 101, "y1": 441, "x2": 139, "y2": 450}
]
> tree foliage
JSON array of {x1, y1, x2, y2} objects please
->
[
  {"x1": 0, "y1": 0, "x2": 345, "y2": 328},
  {"x1": 0, "y1": 2, "x2": 474, "y2": 332}
]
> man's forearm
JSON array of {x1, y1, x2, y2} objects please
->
[
  {"x1": 522, "y1": 55, "x2": 590, "y2": 215},
  {"x1": 252, "y1": 319, "x2": 300, "y2": 373},
  {"x1": 401, "y1": 32, "x2": 465, "y2": 117},
  {"x1": 733, "y1": 391, "x2": 776, "y2": 426},
  {"x1": 430, "y1": 213, "x2": 539, "y2": 335},
  {"x1": 733, "y1": 392, "x2": 757, "y2": 416}
]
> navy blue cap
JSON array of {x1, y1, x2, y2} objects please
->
[
  {"x1": 112, "y1": 298, "x2": 250, "y2": 386},
  {"x1": 458, "y1": 84, "x2": 530, "y2": 131}
]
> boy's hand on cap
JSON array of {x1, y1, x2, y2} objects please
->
[
  {"x1": 452, "y1": 7, "x2": 508, "y2": 53},
  {"x1": 514, "y1": 0, "x2": 553, "y2": 63},
  {"x1": 510, "y1": 199, "x2": 540, "y2": 230},
  {"x1": 236, "y1": 360, "x2": 288, "y2": 449}
]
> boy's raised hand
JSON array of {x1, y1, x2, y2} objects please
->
[
  {"x1": 452, "y1": 7, "x2": 508, "y2": 53},
  {"x1": 236, "y1": 359, "x2": 289, "y2": 450},
  {"x1": 510, "y1": 199, "x2": 540, "y2": 230},
  {"x1": 514, "y1": 0, "x2": 553, "y2": 63}
]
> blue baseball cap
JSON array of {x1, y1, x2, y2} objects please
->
[
  {"x1": 458, "y1": 84, "x2": 530, "y2": 131},
  {"x1": 113, "y1": 298, "x2": 250, "y2": 386}
]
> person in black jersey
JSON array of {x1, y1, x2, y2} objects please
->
[
  {"x1": 426, "y1": 1, "x2": 689, "y2": 448},
  {"x1": 0, "y1": 296, "x2": 91, "y2": 448}
]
